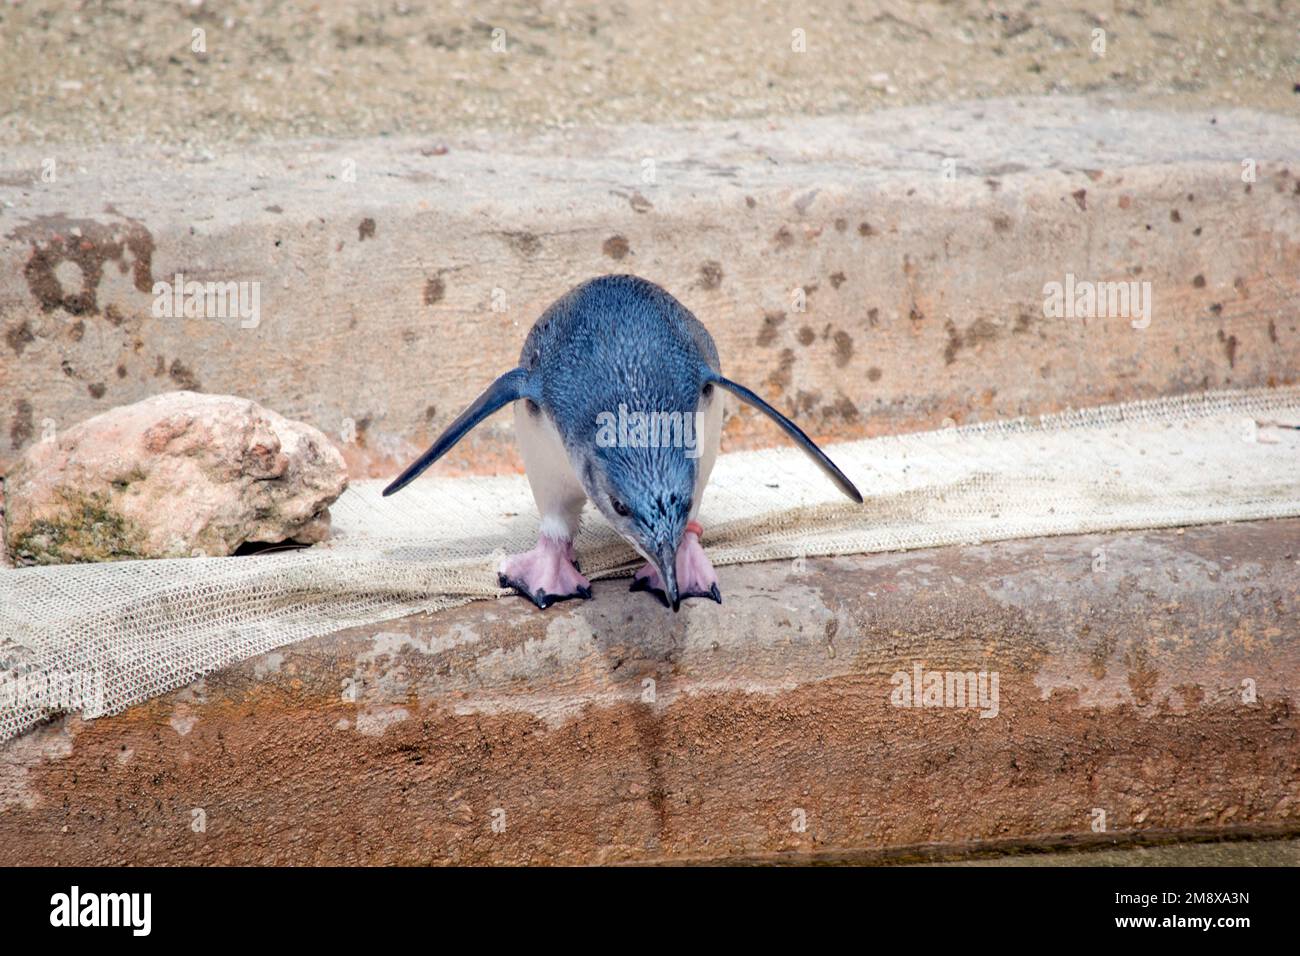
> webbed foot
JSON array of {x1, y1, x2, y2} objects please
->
[
  {"x1": 630, "y1": 524, "x2": 721, "y2": 608},
  {"x1": 499, "y1": 535, "x2": 592, "y2": 609}
]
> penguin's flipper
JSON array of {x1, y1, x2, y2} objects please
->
[
  {"x1": 383, "y1": 367, "x2": 537, "y2": 497},
  {"x1": 708, "y1": 375, "x2": 864, "y2": 504}
]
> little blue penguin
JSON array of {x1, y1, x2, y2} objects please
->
[{"x1": 384, "y1": 275, "x2": 862, "y2": 611}]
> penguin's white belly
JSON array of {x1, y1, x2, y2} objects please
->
[
  {"x1": 514, "y1": 401, "x2": 587, "y2": 539},
  {"x1": 690, "y1": 391, "x2": 724, "y2": 520}
]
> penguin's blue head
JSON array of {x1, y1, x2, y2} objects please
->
[{"x1": 580, "y1": 426, "x2": 699, "y2": 610}]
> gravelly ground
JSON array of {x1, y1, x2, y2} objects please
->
[{"x1": 1, "y1": 0, "x2": 1296, "y2": 148}]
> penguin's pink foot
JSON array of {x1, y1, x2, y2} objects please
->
[
  {"x1": 499, "y1": 535, "x2": 592, "y2": 609},
  {"x1": 630, "y1": 523, "x2": 721, "y2": 607}
]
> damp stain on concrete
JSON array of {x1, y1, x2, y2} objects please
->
[
  {"x1": 5, "y1": 320, "x2": 35, "y2": 356},
  {"x1": 168, "y1": 359, "x2": 202, "y2": 391},
  {"x1": 501, "y1": 231, "x2": 541, "y2": 257},
  {"x1": 9, "y1": 399, "x2": 34, "y2": 449},
  {"x1": 944, "y1": 316, "x2": 1001, "y2": 365},
  {"x1": 9, "y1": 213, "x2": 155, "y2": 316},
  {"x1": 696, "y1": 260, "x2": 723, "y2": 290},
  {"x1": 756, "y1": 311, "x2": 786, "y2": 347},
  {"x1": 602, "y1": 235, "x2": 630, "y2": 260},
  {"x1": 423, "y1": 276, "x2": 446, "y2": 304},
  {"x1": 1217, "y1": 330, "x2": 1238, "y2": 368},
  {"x1": 832, "y1": 329, "x2": 854, "y2": 367},
  {"x1": 764, "y1": 348, "x2": 796, "y2": 396}
]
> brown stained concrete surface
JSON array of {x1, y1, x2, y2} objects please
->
[
  {"x1": 3, "y1": 101, "x2": 1299, "y2": 478},
  {"x1": 1, "y1": 518, "x2": 1296, "y2": 865}
]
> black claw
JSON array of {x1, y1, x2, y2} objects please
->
[
  {"x1": 629, "y1": 575, "x2": 721, "y2": 609},
  {"x1": 498, "y1": 574, "x2": 592, "y2": 610},
  {"x1": 676, "y1": 584, "x2": 723, "y2": 606},
  {"x1": 630, "y1": 575, "x2": 672, "y2": 608}
]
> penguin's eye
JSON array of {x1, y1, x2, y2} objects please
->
[
  {"x1": 609, "y1": 496, "x2": 631, "y2": 518},
  {"x1": 702, "y1": 382, "x2": 714, "y2": 398}
]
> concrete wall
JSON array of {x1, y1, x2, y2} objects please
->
[
  {"x1": 3, "y1": 99, "x2": 1298, "y2": 479},
  {"x1": 2, "y1": 520, "x2": 1296, "y2": 865}
]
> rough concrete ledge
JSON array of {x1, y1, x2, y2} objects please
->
[
  {"x1": 1, "y1": 518, "x2": 1296, "y2": 865},
  {"x1": 3, "y1": 98, "x2": 1298, "y2": 477}
]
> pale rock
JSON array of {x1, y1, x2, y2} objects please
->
[{"x1": 3, "y1": 391, "x2": 347, "y2": 565}]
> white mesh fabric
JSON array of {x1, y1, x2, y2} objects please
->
[{"x1": 2, "y1": 385, "x2": 1298, "y2": 741}]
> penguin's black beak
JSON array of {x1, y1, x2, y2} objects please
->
[{"x1": 654, "y1": 539, "x2": 680, "y2": 612}]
